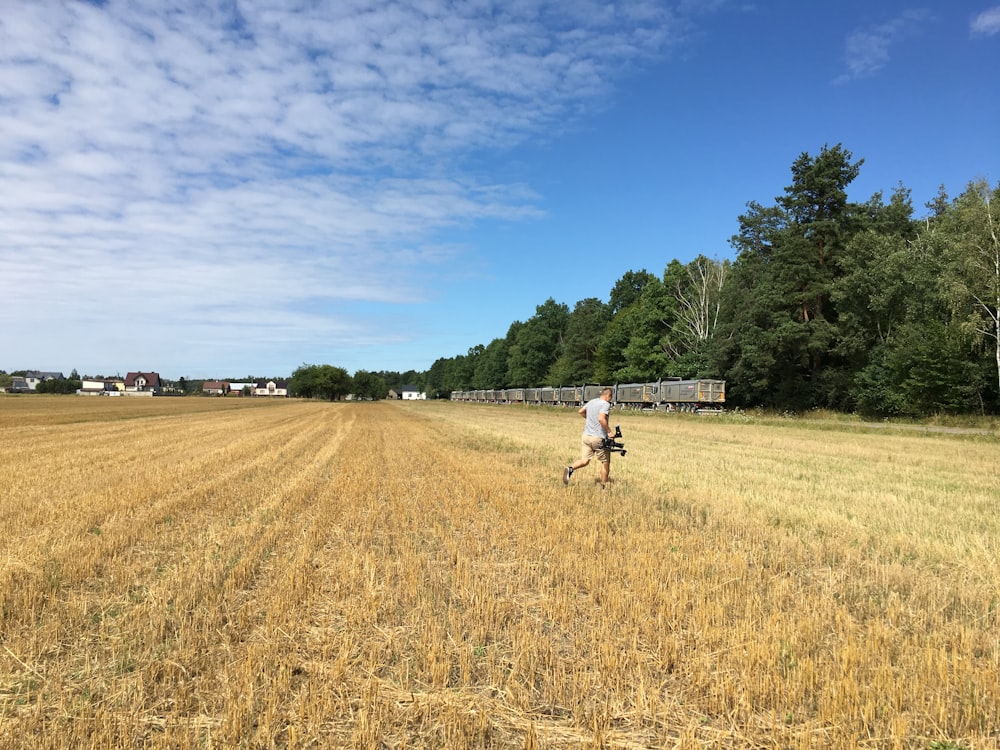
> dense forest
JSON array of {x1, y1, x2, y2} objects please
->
[{"x1": 420, "y1": 144, "x2": 1000, "y2": 417}]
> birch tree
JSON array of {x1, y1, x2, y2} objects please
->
[
  {"x1": 944, "y1": 179, "x2": 1000, "y2": 395},
  {"x1": 663, "y1": 255, "x2": 727, "y2": 358}
]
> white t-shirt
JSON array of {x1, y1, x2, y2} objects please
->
[{"x1": 583, "y1": 397, "x2": 610, "y2": 437}]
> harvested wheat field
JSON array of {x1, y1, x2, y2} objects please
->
[{"x1": 1, "y1": 396, "x2": 997, "y2": 749}]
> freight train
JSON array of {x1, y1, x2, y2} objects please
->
[{"x1": 450, "y1": 378, "x2": 725, "y2": 412}]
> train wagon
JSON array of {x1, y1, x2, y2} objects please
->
[
  {"x1": 615, "y1": 382, "x2": 645, "y2": 406},
  {"x1": 614, "y1": 382, "x2": 662, "y2": 409},
  {"x1": 659, "y1": 378, "x2": 726, "y2": 411},
  {"x1": 641, "y1": 382, "x2": 660, "y2": 407},
  {"x1": 558, "y1": 385, "x2": 583, "y2": 407}
]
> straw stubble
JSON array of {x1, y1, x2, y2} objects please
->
[{"x1": 0, "y1": 397, "x2": 996, "y2": 748}]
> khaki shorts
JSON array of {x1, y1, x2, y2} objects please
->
[{"x1": 581, "y1": 434, "x2": 609, "y2": 463}]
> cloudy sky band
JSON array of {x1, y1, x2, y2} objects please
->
[{"x1": 2, "y1": 1, "x2": 997, "y2": 376}]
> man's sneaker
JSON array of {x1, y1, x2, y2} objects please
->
[{"x1": 562, "y1": 466, "x2": 573, "y2": 485}]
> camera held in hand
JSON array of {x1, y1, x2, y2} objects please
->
[{"x1": 601, "y1": 425, "x2": 626, "y2": 456}]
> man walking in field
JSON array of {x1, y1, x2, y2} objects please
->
[{"x1": 563, "y1": 387, "x2": 614, "y2": 489}]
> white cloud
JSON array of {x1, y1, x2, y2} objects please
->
[
  {"x1": 0, "y1": 0, "x2": 685, "y2": 375},
  {"x1": 833, "y1": 9, "x2": 931, "y2": 85},
  {"x1": 970, "y1": 6, "x2": 1000, "y2": 36}
]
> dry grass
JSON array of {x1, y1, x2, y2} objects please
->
[{"x1": 0, "y1": 396, "x2": 997, "y2": 749}]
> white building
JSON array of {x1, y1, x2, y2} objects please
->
[
  {"x1": 254, "y1": 380, "x2": 289, "y2": 397},
  {"x1": 79, "y1": 379, "x2": 123, "y2": 395}
]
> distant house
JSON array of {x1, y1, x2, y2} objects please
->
[
  {"x1": 123, "y1": 371, "x2": 162, "y2": 394},
  {"x1": 202, "y1": 381, "x2": 230, "y2": 396},
  {"x1": 9, "y1": 376, "x2": 29, "y2": 392},
  {"x1": 401, "y1": 384, "x2": 426, "y2": 400},
  {"x1": 24, "y1": 371, "x2": 64, "y2": 390},
  {"x1": 228, "y1": 382, "x2": 256, "y2": 396},
  {"x1": 254, "y1": 380, "x2": 288, "y2": 397}
]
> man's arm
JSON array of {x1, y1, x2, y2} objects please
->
[{"x1": 579, "y1": 405, "x2": 587, "y2": 418}]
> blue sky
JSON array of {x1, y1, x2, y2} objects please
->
[{"x1": 2, "y1": 1, "x2": 998, "y2": 379}]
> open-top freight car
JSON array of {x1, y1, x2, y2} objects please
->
[
  {"x1": 615, "y1": 382, "x2": 656, "y2": 407},
  {"x1": 558, "y1": 385, "x2": 584, "y2": 407},
  {"x1": 658, "y1": 378, "x2": 725, "y2": 411},
  {"x1": 610, "y1": 378, "x2": 726, "y2": 411}
]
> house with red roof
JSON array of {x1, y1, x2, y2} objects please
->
[
  {"x1": 123, "y1": 372, "x2": 162, "y2": 394},
  {"x1": 202, "y1": 381, "x2": 229, "y2": 396}
]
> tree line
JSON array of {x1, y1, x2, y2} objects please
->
[
  {"x1": 9, "y1": 144, "x2": 995, "y2": 417},
  {"x1": 287, "y1": 365, "x2": 429, "y2": 401},
  {"x1": 422, "y1": 144, "x2": 1000, "y2": 417}
]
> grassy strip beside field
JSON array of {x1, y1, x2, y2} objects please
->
[{"x1": 1, "y1": 397, "x2": 997, "y2": 748}]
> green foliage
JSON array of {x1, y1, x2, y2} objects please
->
[
  {"x1": 424, "y1": 357, "x2": 450, "y2": 398},
  {"x1": 608, "y1": 269, "x2": 656, "y2": 315},
  {"x1": 35, "y1": 377, "x2": 82, "y2": 394},
  {"x1": 715, "y1": 144, "x2": 865, "y2": 409},
  {"x1": 377, "y1": 369, "x2": 424, "y2": 395},
  {"x1": 352, "y1": 370, "x2": 388, "y2": 400},
  {"x1": 617, "y1": 277, "x2": 674, "y2": 381},
  {"x1": 839, "y1": 179, "x2": 1000, "y2": 416},
  {"x1": 472, "y1": 337, "x2": 510, "y2": 389},
  {"x1": 417, "y1": 147, "x2": 999, "y2": 417},
  {"x1": 289, "y1": 364, "x2": 352, "y2": 401},
  {"x1": 593, "y1": 308, "x2": 631, "y2": 383},
  {"x1": 17, "y1": 148, "x2": 993, "y2": 415},
  {"x1": 941, "y1": 180, "x2": 1000, "y2": 398},
  {"x1": 889, "y1": 321, "x2": 981, "y2": 415},
  {"x1": 505, "y1": 298, "x2": 569, "y2": 386},
  {"x1": 546, "y1": 297, "x2": 610, "y2": 385}
]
